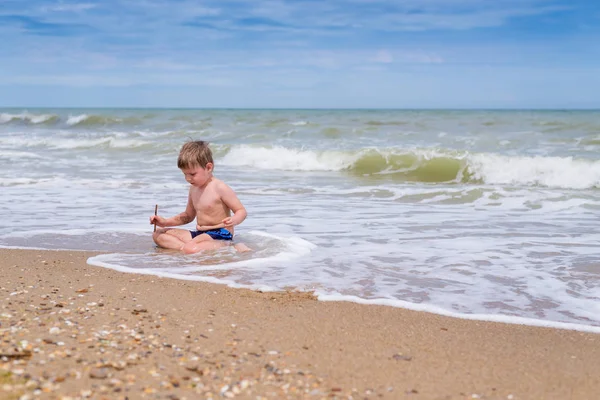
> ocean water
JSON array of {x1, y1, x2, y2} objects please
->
[{"x1": 1, "y1": 108, "x2": 600, "y2": 333}]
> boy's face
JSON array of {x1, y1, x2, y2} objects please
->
[{"x1": 181, "y1": 164, "x2": 213, "y2": 187}]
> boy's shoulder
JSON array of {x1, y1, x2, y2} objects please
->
[
  {"x1": 209, "y1": 177, "x2": 232, "y2": 192},
  {"x1": 210, "y1": 177, "x2": 226, "y2": 186},
  {"x1": 213, "y1": 178, "x2": 240, "y2": 199}
]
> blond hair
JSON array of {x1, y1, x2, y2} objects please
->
[{"x1": 177, "y1": 141, "x2": 214, "y2": 169}]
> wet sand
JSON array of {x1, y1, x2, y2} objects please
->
[{"x1": 1, "y1": 248, "x2": 599, "y2": 399}]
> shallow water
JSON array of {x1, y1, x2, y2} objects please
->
[{"x1": 2, "y1": 108, "x2": 600, "y2": 332}]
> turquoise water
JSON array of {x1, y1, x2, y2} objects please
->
[{"x1": 1, "y1": 108, "x2": 600, "y2": 331}]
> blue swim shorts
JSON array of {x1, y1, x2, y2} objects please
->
[{"x1": 190, "y1": 228, "x2": 233, "y2": 241}]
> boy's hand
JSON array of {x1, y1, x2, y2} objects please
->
[
  {"x1": 222, "y1": 217, "x2": 235, "y2": 228},
  {"x1": 150, "y1": 215, "x2": 164, "y2": 227}
]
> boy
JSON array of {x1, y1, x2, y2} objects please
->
[{"x1": 150, "y1": 141, "x2": 249, "y2": 254}]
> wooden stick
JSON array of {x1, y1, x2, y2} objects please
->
[{"x1": 153, "y1": 204, "x2": 158, "y2": 232}]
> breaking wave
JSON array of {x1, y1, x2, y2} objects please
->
[
  {"x1": 0, "y1": 112, "x2": 59, "y2": 125},
  {"x1": 219, "y1": 145, "x2": 600, "y2": 189},
  {"x1": 0, "y1": 112, "x2": 145, "y2": 127},
  {"x1": 66, "y1": 114, "x2": 144, "y2": 127}
]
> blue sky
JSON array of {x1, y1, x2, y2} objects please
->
[{"x1": 0, "y1": 0, "x2": 598, "y2": 108}]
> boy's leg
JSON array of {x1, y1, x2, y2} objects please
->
[
  {"x1": 181, "y1": 233, "x2": 229, "y2": 254},
  {"x1": 153, "y1": 228, "x2": 193, "y2": 250}
]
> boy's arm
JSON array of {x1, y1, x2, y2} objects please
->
[
  {"x1": 219, "y1": 183, "x2": 247, "y2": 227},
  {"x1": 150, "y1": 190, "x2": 196, "y2": 227}
]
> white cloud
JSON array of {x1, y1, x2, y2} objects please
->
[
  {"x1": 405, "y1": 52, "x2": 444, "y2": 64},
  {"x1": 41, "y1": 2, "x2": 98, "y2": 13},
  {"x1": 378, "y1": 5, "x2": 569, "y2": 31},
  {"x1": 372, "y1": 50, "x2": 393, "y2": 63},
  {"x1": 2, "y1": 72, "x2": 238, "y2": 87}
]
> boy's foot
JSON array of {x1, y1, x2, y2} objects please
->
[{"x1": 234, "y1": 243, "x2": 252, "y2": 253}]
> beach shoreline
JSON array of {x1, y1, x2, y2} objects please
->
[{"x1": 1, "y1": 248, "x2": 599, "y2": 399}]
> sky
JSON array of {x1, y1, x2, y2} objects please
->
[{"x1": 0, "y1": 0, "x2": 599, "y2": 108}]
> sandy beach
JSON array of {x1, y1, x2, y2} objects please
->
[{"x1": 1, "y1": 248, "x2": 599, "y2": 399}]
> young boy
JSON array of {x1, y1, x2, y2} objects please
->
[{"x1": 150, "y1": 141, "x2": 249, "y2": 254}]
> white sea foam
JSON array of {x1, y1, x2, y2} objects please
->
[
  {"x1": 66, "y1": 114, "x2": 89, "y2": 126},
  {"x1": 54, "y1": 137, "x2": 149, "y2": 149},
  {"x1": 220, "y1": 145, "x2": 355, "y2": 171},
  {"x1": 0, "y1": 135, "x2": 150, "y2": 150},
  {"x1": 470, "y1": 153, "x2": 600, "y2": 189},
  {"x1": 0, "y1": 174, "x2": 186, "y2": 189},
  {"x1": 317, "y1": 294, "x2": 600, "y2": 334},
  {"x1": 0, "y1": 177, "x2": 49, "y2": 187},
  {"x1": 219, "y1": 145, "x2": 600, "y2": 189},
  {"x1": 87, "y1": 230, "x2": 316, "y2": 277},
  {"x1": 86, "y1": 256, "x2": 280, "y2": 292},
  {"x1": 0, "y1": 112, "x2": 57, "y2": 124},
  {"x1": 0, "y1": 113, "x2": 13, "y2": 124},
  {"x1": 0, "y1": 150, "x2": 46, "y2": 160},
  {"x1": 0, "y1": 134, "x2": 149, "y2": 150},
  {"x1": 30, "y1": 114, "x2": 56, "y2": 124}
]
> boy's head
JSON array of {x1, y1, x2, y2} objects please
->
[{"x1": 178, "y1": 141, "x2": 214, "y2": 170}]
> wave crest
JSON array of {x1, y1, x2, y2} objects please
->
[
  {"x1": 219, "y1": 145, "x2": 600, "y2": 189},
  {"x1": 66, "y1": 114, "x2": 144, "y2": 127},
  {"x1": 0, "y1": 112, "x2": 59, "y2": 125}
]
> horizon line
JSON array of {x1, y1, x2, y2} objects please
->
[{"x1": 1, "y1": 106, "x2": 599, "y2": 111}]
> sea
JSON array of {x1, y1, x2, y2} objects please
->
[{"x1": 1, "y1": 108, "x2": 600, "y2": 333}]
